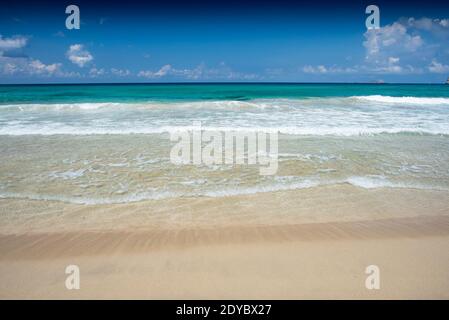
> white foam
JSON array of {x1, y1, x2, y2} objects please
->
[
  {"x1": 345, "y1": 176, "x2": 396, "y2": 189},
  {"x1": 202, "y1": 179, "x2": 321, "y2": 197},
  {"x1": 49, "y1": 169, "x2": 86, "y2": 180},
  {"x1": 2, "y1": 95, "x2": 449, "y2": 112},
  {"x1": 0, "y1": 190, "x2": 181, "y2": 205},
  {"x1": 353, "y1": 95, "x2": 449, "y2": 105},
  {"x1": 2, "y1": 96, "x2": 449, "y2": 136},
  {"x1": 344, "y1": 176, "x2": 448, "y2": 191},
  {"x1": 0, "y1": 102, "x2": 124, "y2": 112},
  {"x1": 1, "y1": 176, "x2": 446, "y2": 205},
  {"x1": 0, "y1": 125, "x2": 447, "y2": 136}
]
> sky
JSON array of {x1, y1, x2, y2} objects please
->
[{"x1": 1, "y1": 0, "x2": 449, "y2": 83}]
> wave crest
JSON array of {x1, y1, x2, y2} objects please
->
[{"x1": 352, "y1": 95, "x2": 449, "y2": 105}]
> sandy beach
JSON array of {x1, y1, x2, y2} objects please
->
[
  {"x1": 1, "y1": 185, "x2": 449, "y2": 299},
  {"x1": 2, "y1": 0, "x2": 449, "y2": 302}
]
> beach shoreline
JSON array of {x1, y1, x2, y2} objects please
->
[
  {"x1": 1, "y1": 185, "x2": 449, "y2": 233},
  {"x1": 1, "y1": 185, "x2": 449, "y2": 299}
]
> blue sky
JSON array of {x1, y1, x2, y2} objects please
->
[{"x1": 1, "y1": 0, "x2": 449, "y2": 83}]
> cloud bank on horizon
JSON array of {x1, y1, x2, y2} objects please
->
[
  {"x1": 0, "y1": 0, "x2": 448, "y2": 83},
  {"x1": 304, "y1": 17, "x2": 449, "y2": 76}
]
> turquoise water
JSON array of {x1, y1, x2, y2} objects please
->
[
  {"x1": 0, "y1": 83, "x2": 448, "y2": 136},
  {"x1": 1, "y1": 83, "x2": 448, "y2": 104},
  {"x1": 0, "y1": 83, "x2": 449, "y2": 204}
]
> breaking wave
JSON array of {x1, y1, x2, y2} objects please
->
[{"x1": 1, "y1": 96, "x2": 449, "y2": 136}]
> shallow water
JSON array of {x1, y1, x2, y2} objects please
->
[{"x1": 0, "y1": 134, "x2": 448, "y2": 204}]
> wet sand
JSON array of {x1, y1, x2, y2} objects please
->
[
  {"x1": 1, "y1": 185, "x2": 449, "y2": 299},
  {"x1": 1, "y1": 185, "x2": 449, "y2": 234}
]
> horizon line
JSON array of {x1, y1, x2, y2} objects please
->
[{"x1": 0, "y1": 81, "x2": 448, "y2": 86}]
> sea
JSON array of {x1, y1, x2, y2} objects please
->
[{"x1": 0, "y1": 83, "x2": 448, "y2": 204}]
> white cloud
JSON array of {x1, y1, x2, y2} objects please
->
[
  {"x1": 138, "y1": 63, "x2": 259, "y2": 80},
  {"x1": 0, "y1": 34, "x2": 72, "y2": 78},
  {"x1": 60, "y1": 71, "x2": 82, "y2": 78},
  {"x1": 301, "y1": 56, "x2": 420, "y2": 76},
  {"x1": 154, "y1": 64, "x2": 171, "y2": 77},
  {"x1": 372, "y1": 56, "x2": 403, "y2": 73},
  {"x1": 89, "y1": 67, "x2": 106, "y2": 77},
  {"x1": 89, "y1": 68, "x2": 131, "y2": 78},
  {"x1": 171, "y1": 64, "x2": 204, "y2": 79},
  {"x1": 1, "y1": 56, "x2": 62, "y2": 76},
  {"x1": 66, "y1": 44, "x2": 93, "y2": 67},
  {"x1": 3, "y1": 62, "x2": 19, "y2": 75},
  {"x1": 0, "y1": 35, "x2": 28, "y2": 52},
  {"x1": 28, "y1": 59, "x2": 61, "y2": 75},
  {"x1": 361, "y1": 17, "x2": 449, "y2": 74},
  {"x1": 138, "y1": 64, "x2": 171, "y2": 78},
  {"x1": 375, "y1": 65, "x2": 402, "y2": 73},
  {"x1": 363, "y1": 22, "x2": 423, "y2": 63},
  {"x1": 111, "y1": 68, "x2": 131, "y2": 76},
  {"x1": 301, "y1": 16, "x2": 448, "y2": 77},
  {"x1": 406, "y1": 17, "x2": 449, "y2": 35},
  {"x1": 303, "y1": 65, "x2": 327, "y2": 73},
  {"x1": 428, "y1": 59, "x2": 449, "y2": 73},
  {"x1": 302, "y1": 65, "x2": 356, "y2": 74},
  {"x1": 388, "y1": 57, "x2": 400, "y2": 64}
]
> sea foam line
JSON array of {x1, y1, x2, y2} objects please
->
[
  {"x1": 2, "y1": 95, "x2": 449, "y2": 111},
  {"x1": 0, "y1": 126, "x2": 448, "y2": 136},
  {"x1": 0, "y1": 177, "x2": 446, "y2": 205},
  {"x1": 352, "y1": 95, "x2": 449, "y2": 105}
]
